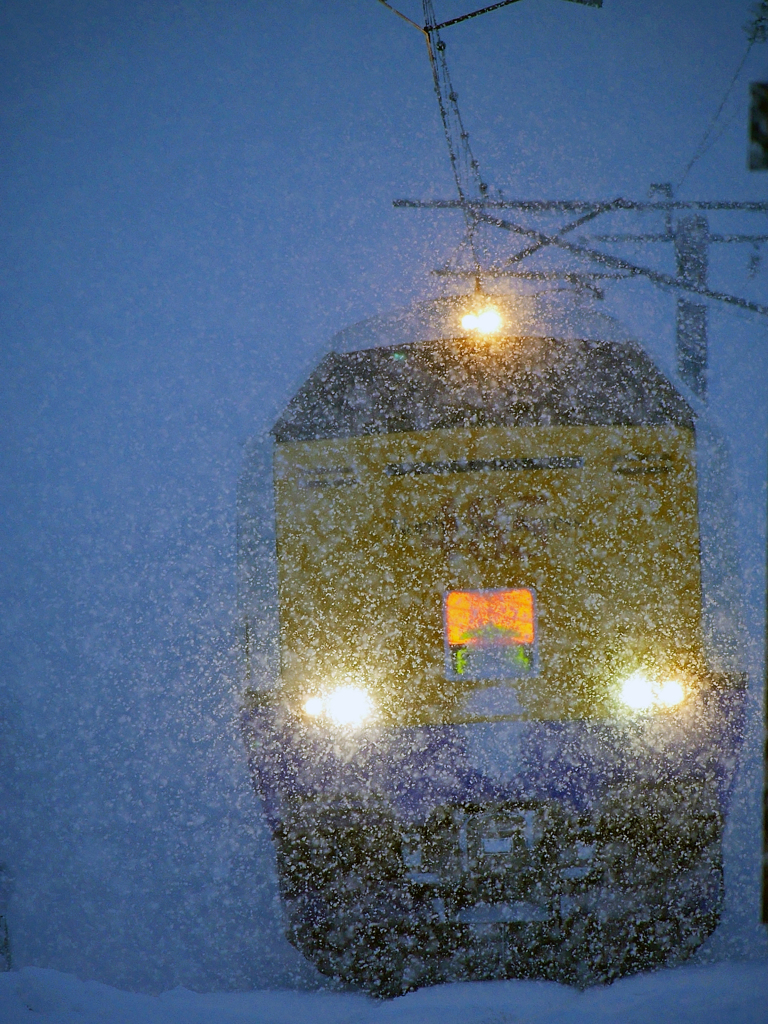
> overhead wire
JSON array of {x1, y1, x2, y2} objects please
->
[
  {"x1": 677, "y1": 43, "x2": 754, "y2": 188},
  {"x1": 678, "y1": 1, "x2": 768, "y2": 188},
  {"x1": 374, "y1": 1, "x2": 768, "y2": 315},
  {"x1": 476, "y1": 208, "x2": 768, "y2": 314},
  {"x1": 374, "y1": 0, "x2": 497, "y2": 281}
]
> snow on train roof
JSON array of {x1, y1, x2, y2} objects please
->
[{"x1": 273, "y1": 294, "x2": 692, "y2": 443}]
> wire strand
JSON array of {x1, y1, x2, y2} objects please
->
[
  {"x1": 373, "y1": 0, "x2": 423, "y2": 32},
  {"x1": 678, "y1": 39, "x2": 754, "y2": 189}
]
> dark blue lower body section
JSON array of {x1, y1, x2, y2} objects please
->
[
  {"x1": 243, "y1": 687, "x2": 744, "y2": 832},
  {"x1": 241, "y1": 685, "x2": 745, "y2": 995}
]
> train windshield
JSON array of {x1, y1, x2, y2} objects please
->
[{"x1": 444, "y1": 588, "x2": 537, "y2": 680}]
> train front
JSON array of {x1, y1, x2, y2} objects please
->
[{"x1": 239, "y1": 298, "x2": 746, "y2": 995}]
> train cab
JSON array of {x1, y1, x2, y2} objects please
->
[{"x1": 239, "y1": 292, "x2": 746, "y2": 995}]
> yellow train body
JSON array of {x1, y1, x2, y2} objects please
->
[
  {"x1": 242, "y1": 326, "x2": 748, "y2": 994},
  {"x1": 274, "y1": 421, "x2": 703, "y2": 725}
]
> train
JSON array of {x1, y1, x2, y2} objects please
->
[{"x1": 238, "y1": 290, "x2": 746, "y2": 996}]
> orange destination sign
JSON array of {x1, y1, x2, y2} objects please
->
[{"x1": 445, "y1": 588, "x2": 535, "y2": 647}]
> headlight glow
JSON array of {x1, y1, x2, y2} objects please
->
[
  {"x1": 461, "y1": 308, "x2": 502, "y2": 334},
  {"x1": 325, "y1": 685, "x2": 373, "y2": 727},
  {"x1": 301, "y1": 685, "x2": 375, "y2": 728},
  {"x1": 618, "y1": 671, "x2": 687, "y2": 713},
  {"x1": 656, "y1": 678, "x2": 685, "y2": 708},
  {"x1": 303, "y1": 696, "x2": 324, "y2": 717},
  {"x1": 619, "y1": 671, "x2": 656, "y2": 711}
]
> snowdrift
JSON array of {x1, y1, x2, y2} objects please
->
[{"x1": 1, "y1": 961, "x2": 766, "y2": 1024}]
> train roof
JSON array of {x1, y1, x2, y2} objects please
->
[{"x1": 272, "y1": 333, "x2": 694, "y2": 443}]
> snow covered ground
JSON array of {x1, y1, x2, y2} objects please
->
[{"x1": 1, "y1": 962, "x2": 767, "y2": 1024}]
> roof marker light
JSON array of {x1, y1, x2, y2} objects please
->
[
  {"x1": 476, "y1": 309, "x2": 502, "y2": 332},
  {"x1": 462, "y1": 309, "x2": 502, "y2": 333}
]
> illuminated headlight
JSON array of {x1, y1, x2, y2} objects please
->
[
  {"x1": 302, "y1": 685, "x2": 375, "y2": 728},
  {"x1": 302, "y1": 696, "x2": 324, "y2": 717},
  {"x1": 618, "y1": 671, "x2": 687, "y2": 713},
  {"x1": 462, "y1": 308, "x2": 502, "y2": 333}
]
